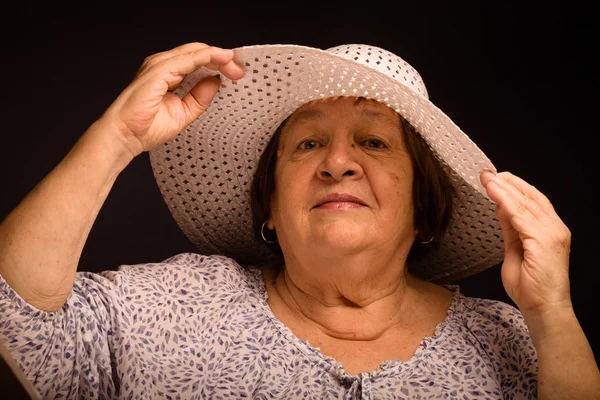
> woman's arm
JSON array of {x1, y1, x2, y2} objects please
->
[
  {"x1": 480, "y1": 170, "x2": 600, "y2": 399},
  {"x1": 0, "y1": 120, "x2": 132, "y2": 311},
  {"x1": 524, "y1": 304, "x2": 599, "y2": 399},
  {"x1": 0, "y1": 43, "x2": 245, "y2": 311}
]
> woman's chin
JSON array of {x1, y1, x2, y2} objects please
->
[{"x1": 311, "y1": 227, "x2": 373, "y2": 253}]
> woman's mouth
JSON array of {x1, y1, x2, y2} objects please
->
[{"x1": 313, "y1": 193, "x2": 366, "y2": 210}]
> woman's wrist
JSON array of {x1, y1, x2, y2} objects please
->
[
  {"x1": 78, "y1": 116, "x2": 139, "y2": 174},
  {"x1": 520, "y1": 301, "x2": 580, "y2": 346}
]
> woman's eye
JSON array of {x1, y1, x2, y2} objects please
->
[
  {"x1": 298, "y1": 140, "x2": 320, "y2": 150},
  {"x1": 363, "y1": 139, "x2": 386, "y2": 149}
]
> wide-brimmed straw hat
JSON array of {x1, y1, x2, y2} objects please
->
[{"x1": 148, "y1": 43, "x2": 504, "y2": 283}]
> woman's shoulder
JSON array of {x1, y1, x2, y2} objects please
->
[
  {"x1": 453, "y1": 287, "x2": 526, "y2": 327},
  {"x1": 97, "y1": 252, "x2": 260, "y2": 294},
  {"x1": 114, "y1": 252, "x2": 242, "y2": 273},
  {"x1": 446, "y1": 285, "x2": 533, "y2": 347}
]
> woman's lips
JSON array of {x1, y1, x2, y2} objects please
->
[
  {"x1": 313, "y1": 193, "x2": 366, "y2": 210},
  {"x1": 316, "y1": 201, "x2": 364, "y2": 210}
]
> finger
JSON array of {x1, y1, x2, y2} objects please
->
[
  {"x1": 480, "y1": 171, "x2": 529, "y2": 244},
  {"x1": 217, "y1": 58, "x2": 246, "y2": 81},
  {"x1": 481, "y1": 171, "x2": 551, "y2": 222},
  {"x1": 131, "y1": 47, "x2": 233, "y2": 94},
  {"x1": 152, "y1": 47, "x2": 245, "y2": 91},
  {"x1": 181, "y1": 75, "x2": 222, "y2": 121},
  {"x1": 496, "y1": 172, "x2": 557, "y2": 217},
  {"x1": 163, "y1": 59, "x2": 244, "y2": 92},
  {"x1": 484, "y1": 183, "x2": 525, "y2": 292},
  {"x1": 138, "y1": 42, "x2": 211, "y2": 75},
  {"x1": 201, "y1": 60, "x2": 246, "y2": 80},
  {"x1": 137, "y1": 45, "x2": 244, "y2": 88},
  {"x1": 494, "y1": 198, "x2": 522, "y2": 251},
  {"x1": 483, "y1": 170, "x2": 571, "y2": 251},
  {"x1": 498, "y1": 212, "x2": 524, "y2": 290},
  {"x1": 153, "y1": 42, "x2": 211, "y2": 60},
  {"x1": 483, "y1": 175, "x2": 548, "y2": 238},
  {"x1": 200, "y1": 51, "x2": 245, "y2": 81}
]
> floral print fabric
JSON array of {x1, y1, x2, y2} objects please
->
[{"x1": 0, "y1": 253, "x2": 537, "y2": 399}]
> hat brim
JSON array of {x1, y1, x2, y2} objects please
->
[{"x1": 149, "y1": 44, "x2": 504, "y2": 283}]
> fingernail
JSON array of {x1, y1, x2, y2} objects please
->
[
  {"x1": 215, "y1": 48, "x2": 234, "y2": 56},
  {"x1": 482, "y1": 168, "x2": 497, "y2": 177}
]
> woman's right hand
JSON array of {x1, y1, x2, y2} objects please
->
[
  {"x1": 101, "y1": 42, "x2": 245, "y2": 157},
  {"x1": 0, "y1": 43, "x2": 244, "y2": 311}
]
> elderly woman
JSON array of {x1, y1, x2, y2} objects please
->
[{"x1": 0, "y1": 42, "x2": 598, "y2": 399}]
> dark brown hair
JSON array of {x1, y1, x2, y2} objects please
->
[{"x1": 250, "y1": 101, "x2": 456, "y2": 264}]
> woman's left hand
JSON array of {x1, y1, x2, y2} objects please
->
[{"x1": 480, "y1": 170, "x2": 572, "y2": 317}]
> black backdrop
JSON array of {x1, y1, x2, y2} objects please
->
[{"x1": 1, "y1": 0, "x2": 598, "y2": 394}]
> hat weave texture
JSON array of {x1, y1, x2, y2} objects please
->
[{"x1": 148, "y1": 44, "x2": 504, "y2": 282}]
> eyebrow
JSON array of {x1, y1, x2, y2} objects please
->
[
  {"x1": 357, "y1": 109, "x2": 400, "y2": 126},
  {"x1": 286, "y1": 105, "x2": 399, "y2": 128},
  {"x1": 287, "y1": 108, "x2": 325, "y2": 126}
]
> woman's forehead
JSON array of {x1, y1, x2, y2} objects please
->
[
  {"x1": 288, "y1": 96, "x2": 400, "y2": 127},
  {"x1": 297, "y1": 96, "x2": 391, "y2": 110}
]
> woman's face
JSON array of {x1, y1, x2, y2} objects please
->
[{"x1": 269, "y1": 97, "x2": 416, "y2": 259}]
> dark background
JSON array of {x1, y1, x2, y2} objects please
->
[{"x1": 1, "y1": 0, "x2": 597, "y2": 395}]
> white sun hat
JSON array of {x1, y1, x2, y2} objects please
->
[{"x1": 148, "y1": 43, "x2": 504, "y2": 283}]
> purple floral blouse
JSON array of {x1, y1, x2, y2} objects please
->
[{"x1": 0, "y1": 253, "x2": 537, "y2": 399}]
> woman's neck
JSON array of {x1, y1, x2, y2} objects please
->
[{"x1": 268, "y1": 254, "x2": 434, "y2": 341}]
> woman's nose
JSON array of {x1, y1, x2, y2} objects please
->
[{"x1": 317, "y1": 140, "x2": 364, "y2": 181}]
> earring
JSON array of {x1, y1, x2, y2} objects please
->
[
  {"x1": 261, "y1": 221, "x2": 278, "y2": 244},
  {"x1": 418, "y1": 236, "x2": 434, "y2": 244}
]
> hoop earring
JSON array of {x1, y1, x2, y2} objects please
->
[
  {"x1": 261, "y1": 221, "x2": 278, "y2": 244},
  {"x1": 418, "y1": 236, "x2": 434, "y2": 244}
]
